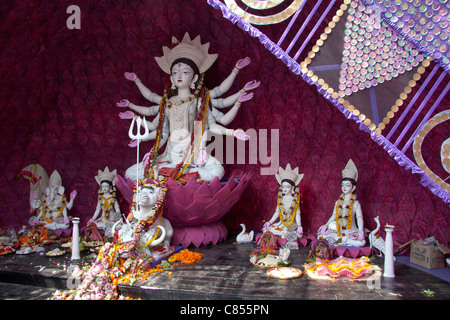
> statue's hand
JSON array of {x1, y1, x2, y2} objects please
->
[
  {"x1": 124, "y1": 72, "x2": 137, "y2": 81},
  {"x1": 237, "y1": 92, "x2": 254, "y2": 103},
  {"x1": 197, "y1": 148, "x2": 207, "y2": 166},
  {"x1": 31, "y1": 198, "x2": 42, "y2": 209},
  {"x1": 117, "y1": 99, "x2": 130, "y2": 107},
  {"x1": 233, "y1": 129, "x2": 250, "y2": 141},
  {"x1": 297, "y1": 226, "x2": 303, "y2": 235},
  {"x1": 244, "y1": 80, "x2": 261, "y2": 92},
  {"x1": 119, "y1": 111, "x2": 135, "y2": 119},
  {"x1": 142, "y1": 152, "x2": 151, "y2": 167},
  {"x1": 128, "y1": 139, "x2": 138, "y2": 148},
  {"x1": 357, "y1": 231, "x2": 364, "y2": 241},
  {"x1": 70, "y1": 190, "x2": 77, "y2": 199},
  {"x1": 262, "y1": 222, "x2": 270, "y2": 232},
  {"x1": 235, "y1": 57, "x2": 251, "y2": 70},
  {"x1": 318, "y1": 225, "x2": 327, "y2": 234},
  {"x1": 63, "y1": 217, "x2": 69, "y2": 225},
  {"x1": 30, "y1": 216, "x2": 38, "y2": 226}
]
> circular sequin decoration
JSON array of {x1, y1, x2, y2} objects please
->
[
  {"x1": 372, "y1": 0, "x2": 449, "y2": 71},
  {"x1": 224, "y1": 0, "x2": 304, "y2": 25},
  {"x1": 339, "y1": 0, "x2": 425, "y2": 97}
]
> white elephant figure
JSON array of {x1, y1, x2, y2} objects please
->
[
  {"x1": 33, "y1": 170, "x2": 77, "y2": 230},
  {"x1": 112, "y1": 181, "x2": 173, "y2": 258}
]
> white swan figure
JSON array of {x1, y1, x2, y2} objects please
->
[
  {"x1": 369, "y1": 216, "x2": 395, "y2": 260},
  {"x1": 236, "y1": 224, "x2": 254, "y2": 244}
]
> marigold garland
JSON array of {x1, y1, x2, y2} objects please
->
[
  {"x1": 144, "y1": 82, "x2": 170, "y2": 179},
  {"x1": 277, "y1": 186, "x2": 301, "y2": 227},
  {"x1": 144, "y1": 75, "x2": 210, "y2": 181},
  {"x1": 42, "y1": 196, "x2": 66, "y2": 223},
  {"x1": 174, "y1": 88, "x2": 210, "y2": 180},
  {"x1": 335, "y1": 193, "x2": 356, "y2": 237},
  {"x1": 99, "y1": 194, "x2": 115, "y2": 220}
]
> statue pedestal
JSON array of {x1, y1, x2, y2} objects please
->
[
  {"x1": 255, "y1": 232, "x2": 315, "y2": 250},
  {"x1": 383, "y1": 225, "x2": 395, "y2": 278},
  {"x1": 331, "y1": 245, "x2": 372, "y2": 258}
]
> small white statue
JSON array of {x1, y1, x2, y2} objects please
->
[
  {"x1": 112, "y1": 181, "x2": 173, "y2": 258},
  {"x1": 262, "y1": 164, "x2": 304, "y2": 249},
  {"x1": 279, "y1": 247, "x2": 291, "y2": 262},
  {"x1": 89, "y1": 167, "x2": 122, "y2": 235},
  {"x1": 318, "y1": 159, "x2": 366, "y2": 247},
  {"x1": 33, "y1": 170, "x2": 77, "y2": 230}
]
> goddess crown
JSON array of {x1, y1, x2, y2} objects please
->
[
  {"x1": 155, "y1": 33, "x2": 218, "y2": 74},
  {"x1": 275, "y1": 164, "x2": 304, "y2": 186},
  {"x1": 342, "y1": 159, "x2": 358, "y2": 181},
  {"x1": 95, "y1": 166, "x2": 117, "y2": 185}
]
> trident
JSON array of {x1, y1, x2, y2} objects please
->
[{"x1": 128, "y1": 116, "x2": 150, "y2": 209}]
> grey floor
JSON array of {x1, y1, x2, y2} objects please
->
[{"x1": 0, "y1": 238, "x2": 449, "y2": 301}]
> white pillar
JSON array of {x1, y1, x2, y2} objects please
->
[
  {"x1": 71, "y1": 217, "x2": 81, "y2": 261},
  {"x1": 383, "y1": 224, "x2": 395, "y2": 278}
]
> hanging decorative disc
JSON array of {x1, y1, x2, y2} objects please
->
[
  {"x1": 413, "y1": 110, "x2": 450, "y2": 194},
  {"x1": 224, "y1": 0, "x2": 304, "y2": 25}
]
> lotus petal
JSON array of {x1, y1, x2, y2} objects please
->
[
  {"x1": 171, "y1": 228, "x2": 186, "y2": 246},
  {"x1": 166, "y1": 178, "x2": 199, "y2": 206},
  {"x1": 208, "y1": 177, "x2": 223, "y2": 194},
  {"x1": 201, "y1": 224, "x2": 215, "y2": 246},
  {"x1": 188, "y1": 225, "x2": 205, "y2": 248},
  {"x1": 217, "y1": 221, "x2": 228, "y2": 241},
  {"x1": 336, "y1": 247, "x2": 348, "y2": 257},
  {"x1": 115, "y1": 174, "x2": 134, "y2": 203},
  {"x1": 201, "y1": 199, "x2": 223, "y2": 224},
  {"x1": 117, "y1": 173, "x2": 251, "y2": 246},
  {"x1": 192, "y1": 182, "x2": 215, "y2": 204},
  {"x1": 180, "y1": 229, "x2": 193, "y2": 248}
]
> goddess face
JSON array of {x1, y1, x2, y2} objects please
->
[
  {"x1": 341, "y1": 180, "x2": 355, "y2": 195},
  {"x1": 100, "y1": 182, "x2": 112, "y2": 194},
  {"x1": 281, "y1": 181, "x2": 294, "y2": 196},
  {"x1": 170, "y1": 62, "x2": 198, "y2": 90}
]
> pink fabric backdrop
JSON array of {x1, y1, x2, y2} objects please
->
[{"x1": 0, "y1": 0, "x2": 448, "y2": 249}]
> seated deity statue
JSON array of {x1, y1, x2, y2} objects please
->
[
  {"x1": 262, "y1": 164, "x2": 304, "y2": 249},
  {"x1": 88, "y1": 167, "x2": 122, "y2": 236},
  {"x1": 317, "y1": 159, "x2": 366, "y2": 247},
  {"x1": 112, "y1": 181, "x2": 173, "y2": 259},
  {"x1": 116, "y1": 33, "x2": 260, "y2": 182},
  {"x1": 32, "y1": 170, "x2": 77, "y2": 230}
]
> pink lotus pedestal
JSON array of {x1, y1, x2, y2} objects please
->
[
  {"x1": 330, "y1": 245, "x2": 372, "y2": 258},
  {"x1": 255, "y1": 233, "x2": 315, "y2": 249},
  {"x1": 116, "y1": 173, "x2": 251, "y2": 248}
]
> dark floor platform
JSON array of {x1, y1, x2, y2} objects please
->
[{"x1": 0, "y1": 238, "x2": 449, "y2": 301}]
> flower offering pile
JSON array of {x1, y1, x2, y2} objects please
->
[
  {"x1": 167, "y1": 248, "x2": 203, "y2": 264},
  {"x1": 52, "y1": 243, "x2": 203, "y2": 300},
  {"x1": 305, "y1": 256, "x2": 377, "y2": 280}
]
